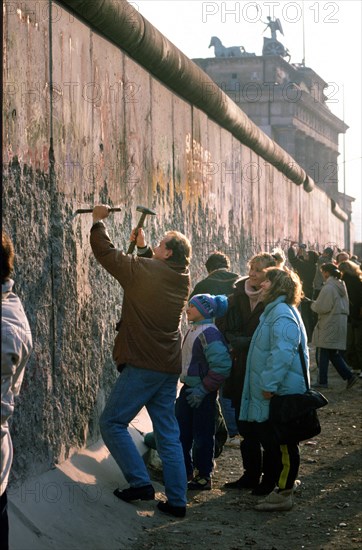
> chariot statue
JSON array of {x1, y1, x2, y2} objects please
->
[{"x1": 262, "y1": 16, "x2": 291, "y2": 61}]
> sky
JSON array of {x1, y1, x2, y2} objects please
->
[{"x1": 132, "y1": 0, "x2": 362, "y2": 244}]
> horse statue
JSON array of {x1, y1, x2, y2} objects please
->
[{"x1": 209, "y1": 36, "x2": 243, "y2": 58}]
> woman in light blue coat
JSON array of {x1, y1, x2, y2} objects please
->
[{"x1": 239, "y1": 267, "x2": 309, "y2": 511}]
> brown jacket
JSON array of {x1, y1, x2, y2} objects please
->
[{"x1": 90, "y1": 223, "x2": 190, "y2": 373}]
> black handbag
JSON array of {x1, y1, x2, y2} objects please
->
[{"x1": 269, "y1": 345, "x2": 328, "y2": 443}]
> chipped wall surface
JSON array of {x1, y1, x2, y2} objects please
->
[{"x1": 2, "y1": 2, "x2": 346, "y2": 480}]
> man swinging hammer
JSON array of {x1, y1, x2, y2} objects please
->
[{"x1": 90, "y1": 205, "x2": 192, "y2": 518}]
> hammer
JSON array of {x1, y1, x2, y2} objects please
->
[{"x1": 127, "y1": 205, "x2": 156, "y2": 254}]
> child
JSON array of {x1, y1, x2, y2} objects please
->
[{"x1": 175, "y1": 293, "x2": 231, "y2": 490}]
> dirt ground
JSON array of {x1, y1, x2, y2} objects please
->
[{"x1": 128, "y1": 363, "x2": 362, "y2": 550}]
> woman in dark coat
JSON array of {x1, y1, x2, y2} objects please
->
[
  {"x1": 339, "y1": 260, "x2": 362, "y2": 375},
  {"x1": 311, "y1": 263, "x2": 358, "y2": 389},
  {"x1": 222, "y1": 252, "x2": 277, "y2": 495}
]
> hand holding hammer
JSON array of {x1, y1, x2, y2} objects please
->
[
  {"x1": 92, "y1": 205, "x2": 113, "y2": 223},
  {"x1": 130, "y1": 227, "x2": 146, "y2": 249},
  {"x1": 127, "y1": 206, "x2": 156, "y2": 254},
  {"x1": 89, "y1": 204, "x2": 156, "y2": 254}
]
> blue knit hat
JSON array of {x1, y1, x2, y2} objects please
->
[{"x1": 189, "y1": 294, "x2": 228, "y2": 319}]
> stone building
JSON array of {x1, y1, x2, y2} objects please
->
[{"x1": 193, "y1": 53, "x2": 354, "y2": 248}]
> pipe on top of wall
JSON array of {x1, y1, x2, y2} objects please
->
[
  {"x1": 331, "y1": 200, "x2": 349, "y2": 222},
  {"x1": 57, "y1": 0, "x2": 311, "y2": 189}
]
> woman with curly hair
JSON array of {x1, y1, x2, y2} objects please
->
[
  {"x1": 222, "y1": 252, "x2": 277, "y2": 495},
  {"x1": 239, "y1": 267, "x2": 309, "y2": 511}
]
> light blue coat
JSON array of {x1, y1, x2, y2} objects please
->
[{"x1": 239, "y1": 295, "x2": 309, "y2": 423}]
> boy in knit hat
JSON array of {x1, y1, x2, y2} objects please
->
[{"x1": 175, "y1": 294, "x2": 232, "y2": 491}]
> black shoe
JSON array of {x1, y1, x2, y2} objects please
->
[
  {"x1": 113, "y1": 485, "x2": 155, "y2": 502},
  {"x1": 224, "y1": 476, "x2": 258, "y2": 489},
  {"x1": 187, "y1": 475, "x2": 212, "y2": 491},
  {"x1": 157, "y1": 501, "x2": 186, "y2": 518},
  {"x1": 251, "y1": 482, "x2": 276, "y2": 496}
]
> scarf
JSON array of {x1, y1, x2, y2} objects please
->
[{"x1": 244, "y1": 278, "x2": 264, "y2": 311}]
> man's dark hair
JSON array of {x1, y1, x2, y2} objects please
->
[
  {"x1": 205, "y1": 252, "x2": 230, "y2": 273},
  {"x1": 165, "y1": 231, "x2": 192, "y2": 267},
  {"x1": 323, "y1": 247, "x2": 333, "y2": 257},
  {"x1": 1, "y1": 232, "x2": 15, "y2": 284},
  {"x1": 321, "y1": 262, "x2": 341, "y2": 279}
]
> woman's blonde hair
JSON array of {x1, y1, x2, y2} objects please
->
[
  {"x1": 338, "y1": 260, "x2": 362, "y2": 281},
  {"x1": 248, "y1": 252, "x2": 277, "y2": 270},
  {"x1": 262, "y1": 267, "x2": 303, "y2": 306}
]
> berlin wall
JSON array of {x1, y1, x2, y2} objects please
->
[{"x1": 2, "y1": 0, "x2": 347, "y2": 480}]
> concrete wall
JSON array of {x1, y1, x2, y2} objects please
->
[{"x1": 3, "y1": 1, "x2": 345, "y2": 480}]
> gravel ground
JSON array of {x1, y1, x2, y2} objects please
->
[{"x1": 127, "y1": 363, "x2": 362, "y2": 550}]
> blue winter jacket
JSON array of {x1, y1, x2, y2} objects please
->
[
  {"x1": 239, "y1": 295, "x2": 309, "y2": 423},
  {"x1": 180, "y1": 320, "x2": 232, "y2": 392}
]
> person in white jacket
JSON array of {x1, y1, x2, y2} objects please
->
[
  {"x1": 311, "y1": 263, "x2": 358, "y2": 389},
  {"x1": 1, "y1": 232, "x2": 33, "y2": 550}
]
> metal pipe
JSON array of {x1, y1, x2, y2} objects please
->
[{"x1": 57, "y1": 0, "x2": 308, "y2": 187}]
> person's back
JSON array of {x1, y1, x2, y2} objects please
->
[
  {"x1": 312, "y1": 276, "x2": 349, "y2": 336},
  {"x1": 288, "y1": 245, "x2": 317, "y2": 299},
  {"x1": 1, "y1": 281, "x2": 33, "y2": 482},
  {"x1": 338, "y1": 261, "x2": 362, "y2": 375},
  {"x1": 190, "y1": 252, "x2": 239, "y2": 298},
  {"x1": 339, "y1": 261, "x2": 362, "y2": 321},
  {"x1": 91, "y1": 223, "x2": 190, "y2": 373},
  {"x1": 190, "y1": 270, "x2": 239, "y2": 297},
  {"x1": 1, "y1": 232, "x2": 33, "y2": 549},
  {"x1": 90, "y1": 205, "x2": 192, "y2": 518},
  {"x1": 114, "y1": 257, "x2": 189, "y2": 372},
  {"x1": 1, "y1": 286, "x2": 32, "y2": 408},
  {"x1": 311, "y1": 263, "x2": 358, "y2": 389},
  {"x1": 288, "y1": 246, "x2": 319, "y2": 341}
]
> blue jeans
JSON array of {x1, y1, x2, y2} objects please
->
[
  {"x1": 219, "y1": 385, "x2": 238, "y2": 437},
  {"x1": 175, "y1": 385, "x2": 217, "y2": 479},
  {"x1": 100, "y1": 364, "x2": 187, "y2": 507},
  {"x1": 316, "y1": 348, "x2": 354, "y2": 385}
]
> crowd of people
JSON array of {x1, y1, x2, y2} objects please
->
[
  {"x1": 88, "y1": 209, "x2": 361, "y2": 517},
  {"x1": 2, "y1": 214, "x2": 362, "y2": 546},
  {"x1": 287, "y1": 242, "x2": 362, "y2": 384}
]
